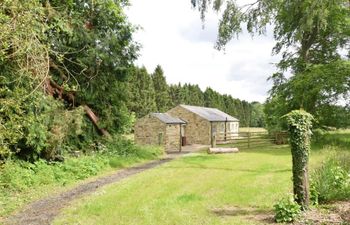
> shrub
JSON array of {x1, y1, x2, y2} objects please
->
[
  {"x1": 0, "y1": 88, "x2": 86, "y2": 161},
  {"x1": 103, "y1": 136, "x2": 164, "y2": 158},
  {"x1": 311, "y1": 153, "x2": 350, "y2": 203},
  {"x1": 274, "y1": 195, "x2": 301, "y2": 223},
  {"x1": 312, "y1": 130, "x2": 350, "y2": 150},
  {"x1": 0, "y1": 156, "x2": 110, "y2": 193}
]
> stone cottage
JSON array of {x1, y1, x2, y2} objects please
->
[
  {"x1": 134, "y1": 113, "x2": 186, "y2": 151},
  {"x1": 167, "y1": 105, "x2": 239, "y2": 145}
]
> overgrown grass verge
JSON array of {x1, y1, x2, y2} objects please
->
[
  {"x1": 0, "y1": 141, "x2": 163, "y2": 218},
  {"x1": 311, "y1": 151, "x2": 350, "y2": 204},
  {"x1": 312, "y1": 129, "x2": 350, "y2": 150},
  {"x1": 310, "y1": 130, "x2": 350, "y2": 204}
]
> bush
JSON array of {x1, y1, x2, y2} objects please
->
[
  {"x1": 0, "y1": 156, "x2": 110, "y2": 193},
  {"x1": 312, "y1": 130, "x2": 350, "y2": 150},
  {"x1": 274, "y1": 194, "x2": 301, "y2": 223},
  {"x1": 311, "y1": 153, "x2": 350, "y2": 203},
  {"x1": 0, "y1": 87, "x2": 86, "y2": 161},
  {"x1": 102, "y1": 136, "x2": 163, "y2": 158}
]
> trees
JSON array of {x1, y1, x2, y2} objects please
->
[
  {"x1": 188, "y1": 84, "x2": 205, "y2": 106},
  {"x1": 128, "y1": 67, "x2": 157, "y2": 118},
  {"x1": 47, "y1": 0, "x2": 139, "y2": 133},
  {"x1": 169, "y1": 83, "x2": 184, "y2": 107},
  {"x1": 167, "y1": 83, "x2": 261, "y2": 127},
  {"x1": 191, "y1": 0, "x2": 348, "y2": 65},
  {"x1": 204, "y1": 87, "x2": 225, "y2": 110},
  {"x1": 191, "y1": 0, "x2": 348, "y2": 209},
  {"x1": 151, "y1": 65, "x2": 171, "y2": 112},
  {"x1": 0, "y1": 0, "x2": 138, "y2": 160},
  {"x1": 250, "y1": 102, "x2": 265, "y2": 127},
  {"x1": 266, "y1": 60, "x2": 350, "y2": 130},
  {"x1": 168, "y1": 83, "x2": 205, "y2": 107},
  {"x1": 191, "y1": 0, "x2": 350, "y2": 130}
]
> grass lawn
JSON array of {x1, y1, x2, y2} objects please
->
[{"x1": 54, "y1": 144, "x2": 330, "y2": 225}]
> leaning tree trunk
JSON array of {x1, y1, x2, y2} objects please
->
[
  {"x1": 45, "y1": 78, "x2": 110, "y2": 136},
  {"x1": 285, "y1": 110, "x2": 314, "y2": 210}
]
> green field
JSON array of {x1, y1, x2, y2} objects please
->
[{"x1": 53, "y1": 144, "x2": 332, "y2": 225}]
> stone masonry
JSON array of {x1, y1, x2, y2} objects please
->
[
  {"x1": 134, "y1": 114, "x2": 182, "y2": 151},
  {"x1": 167, "y1": 105, "x2": 211, "y2": 145}
]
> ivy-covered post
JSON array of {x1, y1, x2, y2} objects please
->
[{"x1": 284, "y1": 110, "x2": 314, "y2": 210}]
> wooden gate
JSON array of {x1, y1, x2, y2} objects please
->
[{"x1": 216, "y1": 131, "x2": 287, "y2": 149}]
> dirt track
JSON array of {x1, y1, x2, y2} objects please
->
[
  {"x1": 4, "y1": 144, "x2": 207, "y2": 225},
  {"x1": 4, "y1": 157, "x2": 175, "y2": 225}
]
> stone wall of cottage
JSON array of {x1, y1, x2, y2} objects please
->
[
  {"x1": 165, "y1": 124, "x2": 181, "y2": 151},
  {"x1": 167, "y1": 106, "x2": 211, "y2": 145},
  {"x1": 134, "y1": 115, "x2": 166, "y2": 147}
]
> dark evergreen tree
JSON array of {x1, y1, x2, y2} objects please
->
[
  {"x1": 223, "y1": 95, "x2": 238, "y2": 118},
  {"x1": 188, "y1": 84, "x2": 205, "y2": 106},
  {"x1": 151, "y1": 65, "x2": 171, "y2": 112},
  {"x1": 128, "y1": 67, "x2": 157, "y2": 118},
  {"x1": 250, "y1": 102, "x2": 265, "y2": 127},
  {"x1": 131, "y1": 70, "x2": 265, "y2": 128},
  {"x1": 204, "y1": 87, "x2": 225, "y2": 111},
  {"x1": 169, "y1": 83, "x2": 184, "y2": 107}
]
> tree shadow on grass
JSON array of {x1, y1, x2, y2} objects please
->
[
  {"x1": 238, "y1": 145, "x2": 291, "y2": 156},
  {"x1": 162, "y1": 164, "x2": 291, "y2": 173},
  {"x1": 211, "y1": 206, "x2": 275, "y2": 224}
]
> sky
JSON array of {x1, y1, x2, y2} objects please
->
[{"x1": 125, "y1": 0, "x2": 281, "y2": 103}]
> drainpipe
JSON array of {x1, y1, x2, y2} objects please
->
[
  {"x1": 179, "y1": 124, "x2": 182, "y2": 152},
  {"x1": 224, "y1": 117, "x2": 227, "y2": 141},
  {"x1": 210, "y1": 121, "x2": 213, "y2": 148}
]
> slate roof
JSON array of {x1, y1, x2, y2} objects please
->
[
  {"x1": 151, "y1": 113, "x2": 186, "y2": 124},
  {"x1": 180, "y1": 105, "x2": 239, "y2": 122}
]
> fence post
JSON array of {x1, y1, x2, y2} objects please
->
[
  {"x1": 247, "y1": 132, "x2": 250, "y2": 148},
  {"x1": 211, "y1": 133, "x2": 216, "y2": 148}
]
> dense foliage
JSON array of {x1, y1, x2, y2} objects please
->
[
  {"x1": 285, "y1": 110, "x2": 314, "y2": 210},
  {"x1": 311, "y1": 151, "x2": 350, "y2": 203},
  {"x1": 151, "y1": 65, "x2": 171, "y2": 113},
  {"x1": 127, "y1": 65, "x2": 265, "y2": 127},
  {"x1": 190, "y1": 0, "x2": 350, "y2": 132},
  {"x1": 266, "y1": 60, "x2": 350, "y2": 132},
  {"x1": 0, "y1": 0, "x2": 137, "y2": 160}
]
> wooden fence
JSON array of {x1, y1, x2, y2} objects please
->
[{"x1": 216, "y1": 131, "x2": 288, "y2": 149}]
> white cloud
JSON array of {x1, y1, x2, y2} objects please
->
[{"x1": 126, "y1": 0, "x2": 280, "y2": 103}]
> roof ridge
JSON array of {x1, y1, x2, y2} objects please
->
[
  {"x1": 179, "y1": 104, "x2": 239, "y2": 122},
  {"x1": 150, "y1": 112, "x2": 186, "y2": 124},
  {"x1": 180, "y1": 104, "x2": 216, "y2": 110}
]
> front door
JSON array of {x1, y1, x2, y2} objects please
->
[{"x1": 181, "y1": 125, "x2": 186, "y2": 146}]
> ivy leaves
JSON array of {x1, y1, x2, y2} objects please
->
[{"x1": 284, "y1": 110, "x2": 314, "y2": 210}]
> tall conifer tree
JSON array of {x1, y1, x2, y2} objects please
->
[
  {"x1": 151, "y1": 65, "x2": 171, "y2": 112},
  {"x1": 128, "y1": 67, "x2": 157, "y2": 117}
]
